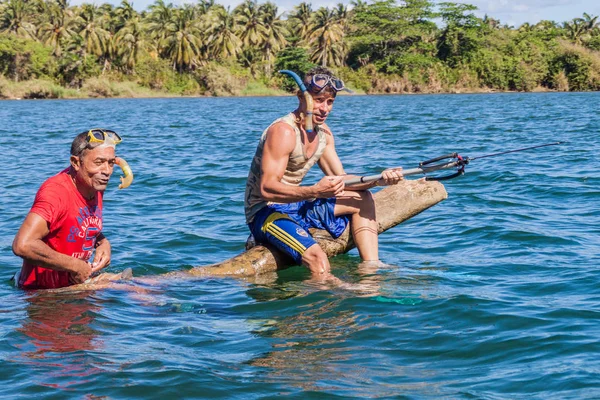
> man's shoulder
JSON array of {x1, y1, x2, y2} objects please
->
[
  {"x1": 267, "y1": 113, "x2": 297, "y2": 131},
  {"x1": 269, "y1": 120, "x2": 296, "y2": 133},
  {"x1": 319, "y1": 123, "x2": 333, "y2": 136},
  {"x1": 39, "y1": 169, "x2": 71, "y2": 192},
  {"x1": 266, "y1": 120, "x2": 298, "y2": 143},
  {"x1": 30, "y1": 170, "x2": 72, "y2": 223},
  {"x1": 36, "y1": 170, "x2": 75, "y2": 204}
]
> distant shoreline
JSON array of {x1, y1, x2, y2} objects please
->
[{"x1": 0, "y1": 79, "x2": 568, "y2": 102}]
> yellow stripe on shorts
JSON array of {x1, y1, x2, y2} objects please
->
[
  {"x1": 267, "y1": 224, "x2": 307, "y2": 254},
  {"x1": 261, "y1": 212, "x2": 307, "y2": 254}
]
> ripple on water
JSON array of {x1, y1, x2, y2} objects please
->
[{"x1": 0, "y1": 93, "x2": 599, "y2": 398}]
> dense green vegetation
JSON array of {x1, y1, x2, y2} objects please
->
[{"x1": 1, "y1": 0, "x2": 600, "y2": 98}]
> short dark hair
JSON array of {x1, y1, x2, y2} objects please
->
[
  {"x1": 303, "y1": 66, "x2": 338, "y2": 96},
  {"x1": 70, "y1": 131, "x2": 103, "y2": 157}
]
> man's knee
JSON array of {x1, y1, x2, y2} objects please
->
[
  {"x1": 302, "y1": 244, "x2": 329, "y2": 272},
  {"x1": 354, "y1": 190, "x2": 375, "y2": 217},
  {"x1": 359, "y1": 190, "x2": 374, "y2": 205}
]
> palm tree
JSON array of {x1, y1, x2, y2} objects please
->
[
  {"x1": 580, "y1": 13, "x2": 599, "y2": 32},
  {"x1": 234, "y1": 0, "x2": 267, "y2": 48},
  {"x1": 114, "y1": 0, "x2": 137, "y2": 31},
  {"x1": 482, "y1": 14, "x2": 500, "y2": 30},
  {"x1": 518, "y1": 22, "x2": 532, "y2": 33},
  {"x1": 333, "y1": 3, "x2": 348, "y2": 27},
  {"x1": 1, "y1": 0, "x2": 36, "y2": 39},
  {"x1": 98, "y1": 4, "x2": 120, "y2": 73},
  {"x1": 37, "y1": 0, "x2": 75, "y2": 56},
  {"x1": 196, "y1": 0, "x2": 216, "y2": 16},
  {"x1": 205, "y1": 6, "x2": 242, "y2": 60},
  {"x1": 307, "y1": 7, "x2": 346, "y2": 67},
  {"x1": 259, "y1": 2, "x2": 288, "y2": 75},
  {"x1": 564, "y1": 19, "x2": 585, "y2": 44},
  {"x1": 146, "y1": 0, "x2": 174, "y2": 57},
  {"x1": 162, "y1": 5, "x2": 203, "y2": 71},
  {"x1": 74, "y1": 3, "x2": 108, "y2": 58},
  {"x1": 287, "y1": 2, "x2": 312, "y2": 44},
  {"x1": 115, "y1": 16, "x2": 144, "y2": 72},
  {"x1": 535, "y1": 20, "x2": 557, "y2": 30}
]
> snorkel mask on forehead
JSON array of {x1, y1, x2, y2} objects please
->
[
  {"x1": 72, "y1": 129, "x2": 122, "y2": 156},
  {"x1": 87, "y1": 128, "x2": 122, "y2": 146},
  {"x1": 73, "y1": 128, "x2": 134, "y2": 189},
  {"x1": 308, "y1": 74, "x2": 346, "y2": 93},
  {"x1": 280, "y1": 70, "x2": 351, "y2": 133}
]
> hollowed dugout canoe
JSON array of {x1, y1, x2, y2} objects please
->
[{"x1": 185, "y1": 180, "x2": 447, "y2": 277}]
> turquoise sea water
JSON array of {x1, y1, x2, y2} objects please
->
[{"x1": 0, "y1": 93, "x2": 598, "y2": 398}]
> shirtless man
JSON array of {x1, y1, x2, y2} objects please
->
[
  {"x1": 13, "y1": 129, "x2": 125, "y2": 289},
  {"x1": 245, "y1": 67, "x2": 403, "y2": 280}
]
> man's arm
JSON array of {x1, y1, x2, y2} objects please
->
[
  {"x1": 91, "y1": 233, "x2": 111, "y2": 274},
  {"x1": 12, "y1": 213, "x2": 92, "y2": 283},
  {"x1": 318, "y1": 125, "x2": 404, "y2": 190},
  {"x1": 260, "y1": 122, "x2": 345, "y2": 202},
  {"x1": 318, "y1": 125, "x2": 345, "y2": 176},
  {"x1": 317, "y1": 128, "x2": 375, "y2": 191}
]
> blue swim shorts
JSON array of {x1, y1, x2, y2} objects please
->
[{"x1": 248, "y1": 198, "x2": 349, "y2": 265}]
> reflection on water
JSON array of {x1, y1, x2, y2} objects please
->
[
  {"x1": 11, "y1": 293, "x2": 103, "y2": 389},
  {"x1": 242, "y1": 260, "x2": 456, "y2": 393},
  {"x1": 0, "y1": 94, "x2": 597, "y2": 398},
  {"x1": 244, "y1": 262, "x2": 402, "y2": 391},
  {"x1": 248, "y1": 298, "x2": 359, "y2": 391}
]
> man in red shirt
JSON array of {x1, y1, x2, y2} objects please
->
[{"x1": 13, "y1": 129, "x2": 124, "y2": 290}]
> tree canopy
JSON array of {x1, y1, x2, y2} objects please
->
[{"x1": 1, "y1": 0, "x2": 600, "y2": 97}]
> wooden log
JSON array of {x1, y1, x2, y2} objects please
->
[
  {"x1": 56, "y1": 180, "x2": 447, "y2": 291},
  {"x1": 184, "y1": 180, "x2": 447, "y2": 277}
]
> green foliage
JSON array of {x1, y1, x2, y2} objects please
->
[
  {"x1": 377, "y1": 52, "x2": 438, "y2": 76},
  {"x1": 0, "y1": 33, "x2": 55, "y2": 81},
  {"x1": 0, "y1": 74, "x2": 8, "y2": 97},
  {"x1": 195, "y1": 61, "x2": 249, "y2": 96},
  {"x1": 347, "y1": 0, "x2": 437, "y2": 72},
  {"x1": 56, "y1": 51, "x2": 100, "y2": 87},
  {"x1": 164, "y1": 72, "x2": 200, "y2": 95},
  {"x1": 436, "y1": 24, "x2": 483, "y2": 66},
  {"x1": 134, "y1": 54, "x2": 173, "y2": 90},
  {"x1": 337, "y1": 66, "x2": 372, "y2": 93},
  {"x1": 274, "y1": 46, "x2": 315, "y2": 91},
  {"x1": 437, "y1": 2, "x2": 479, "y2": 26},
  {"x1": 550, "y1": 42, "x2": 600, "y2": 91},
  {"x1": 436, "y1": 3, "x2": 487, "y2": 67},
  {"x1": 0, "y1": 0, "x2": 600, "y2": 96},
  {"x1": 587, "y1": 35, "x2": 600, "y2": 51}
]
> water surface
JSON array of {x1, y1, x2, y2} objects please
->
[{"x1": 0, "y1": 93, "x2": 599, "y2": 398}]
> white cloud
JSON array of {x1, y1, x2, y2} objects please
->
[
  {"x1": 512, "y1": 4, "x2": 530, "y2": 12},
  {"x1": 71, "y1": 0, "x2": 600, "y2": 26},
  {"x1": 447, "y1": 0, "x2": 600, "y2": 26}
]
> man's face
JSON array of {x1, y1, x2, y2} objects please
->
[
  {"x1": 73, "y1": 145, "x2": 116, "y2": 195},
  {"x1": 311, "y1": 91, "x2": 336, "y2": 125}
]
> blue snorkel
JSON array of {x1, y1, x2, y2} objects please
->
[{"x1": 279, "y1": 70, "x2": 314, "y2": 133}]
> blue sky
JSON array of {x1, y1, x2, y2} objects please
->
[{"x1": 73, "y1": 0, "x2": 600, "y2": 28}]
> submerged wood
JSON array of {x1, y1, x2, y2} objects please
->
[{"x1": 184, "y1": 180, "x2": 448, "y2": 277}]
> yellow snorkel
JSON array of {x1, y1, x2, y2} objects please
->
[
  {"x1": 279, "y1": 70, "x2": 314, "y2": 133},
  {"x1": 115, "y1": 157, "x2": 133, "y2": 189}
]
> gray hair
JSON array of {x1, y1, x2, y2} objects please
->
[{"x1": 70, "y1": 131, "x2": 103, "y2": 157}]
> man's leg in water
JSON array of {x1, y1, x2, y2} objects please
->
[
  {"x1": 334, "y1": 190, "x2": 379, "y2": 262},
  {"x1": 301, "y1": 242, "x2": 332, "y2": 276},
  {"x1": 252, "y1": 211, "x2": 334, "y2": 279}
]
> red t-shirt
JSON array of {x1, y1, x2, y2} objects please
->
[{"x1": 18, "y1": 169, "x2": 103, "y2": 289}]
